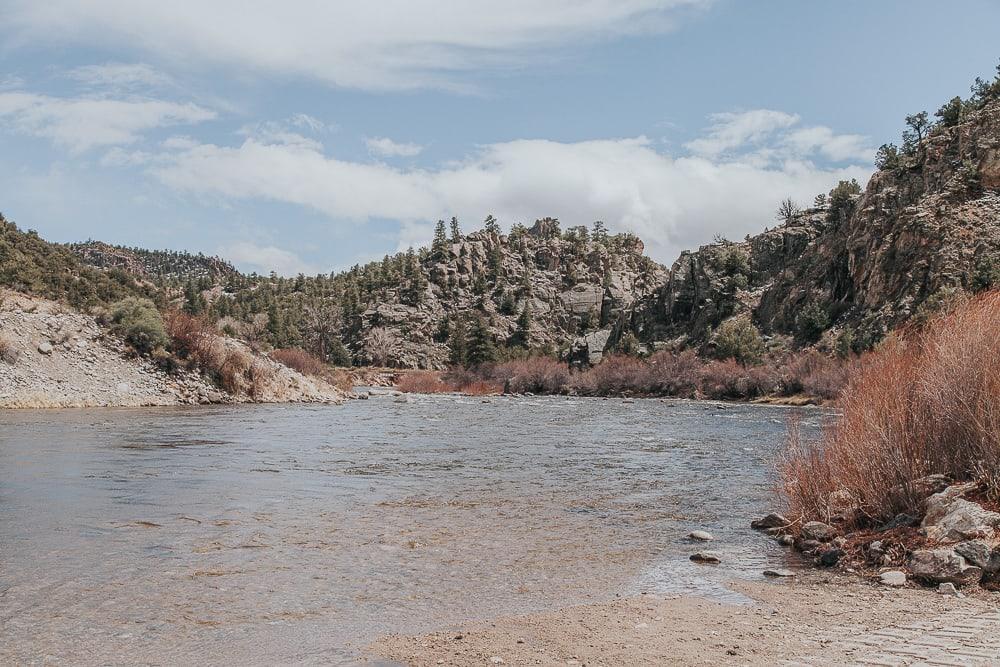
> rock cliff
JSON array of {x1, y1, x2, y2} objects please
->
[{"x1": 625, "y1": 100, "x2": 1000, "y2": 354}]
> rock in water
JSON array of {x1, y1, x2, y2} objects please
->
[
  {"x1": 800, "y1": 521, "x2": 838, "y2": 542},
  {"x1": 878, "y1": 571, "x2": 907, "y2": 587},
  {"x1": 777, "y1": 535, "x2": 795, "y2": 547},
  {"x1": 751, "y1": 513, "x2": 788, "y2": 530},
  {"x1": 688, "y1": 530, "x2": 713, "y2": 542},
  {"x1": 690, "y1": 551, "x2": 722, "y2": 564},
  {"x1": 763, "y1": 569, "x2": 796, "y2": 577}
]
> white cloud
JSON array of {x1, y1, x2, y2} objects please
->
[
  {"x1": 220, "y1": 240, "x2": 318, "y2": 276},
  {"x1": 685, "y1": 109, "x2": 875, "y2": 165},
  {"x1": 366, "y1": 136, "x2": 424, "y2": 158},
  {"x1": 152, "y1": 128, "x2": 872, "y2": 264},
  {"x1": 685, "y1": 109, "x2": 799, "y2": 158},
  {"x1": 1, "y1": 0, "x2": 709, "y2": 92},
  {"x1": 67, "y1": 62, "x2": 173, "y2": 90},
  {"x1": 0, "y1": 91, "x2": 216, "y2": 152}
]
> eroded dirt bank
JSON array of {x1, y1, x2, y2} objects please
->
[{"x1": 0, "y1": 291, "x2": 345, "y2": 408}]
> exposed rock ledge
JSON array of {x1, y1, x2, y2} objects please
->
[{"x1": 0, "y1": 291, "x2": 345, "y2": 408}]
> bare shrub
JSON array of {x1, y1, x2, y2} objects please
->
[
  {"x1": 492, "y1": 357, "x2": 569, "y2": 394},
  {"x1": 0, "y1": 335, "x2": 20, "y2": 364},
  {"x1": 780, "y1": 291, "x2": 1000, "y2": 527},
  {"x1": 781, "y1": 350, "x2": 853, "y2": 399},
  {"x1": 396, "y1": 370, "x2": 452, "y2": 394},
  {"x1": 164, "y1": 310, "x2": 215, "y2": 365},
  {"x1": 580, "y1": 354, "x2": 646, "y2": 395},
  {"x1": 458, "y1": 380, "x2": 503, "y2": 396},
  {"x1": 641, "y1": 350, "x2": 702, "y2": 397},
  {"x1": 270, "y1": 347, "x2": 328, "y2": 377}
]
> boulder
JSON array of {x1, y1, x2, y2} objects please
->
[
  {"x1": 819, "y1": 548, "x2": 845, "y2": 567},
  {"x1": 763, "y1": 569, "x2": 796, "y2": 577},
  {"x1": 954, "y1": 540, "x2": 1000, "y2": 572},
  {"x1": 937, "y1": 582, "x2": 963, "y2": 597},
  {"x1": 880, "y1": 513, "x2": 919, "y2": 531},
  {"x1": 921, "y1": 484, "x2": 1000, "y2": 542},
  {"x1": 688, "y1": 530, "x2": 713, "y2": 542},
  {"x1": 910, "y1": 548, "x2": 983, "y2": 586},
  {"x1": 794, "y1": 539, "x2": 823, "y2": 556},
  {"x1": 777, "y1": 535, "x2": 795, "y2": 547},
  {"x1": 800, "y1": 521, "x2": 837, "y2": 542},
  {"x1": 37, "y1": 341, "x2": 53, "y2": 355},
  {"x1": 751, "y1": 513, "x2": 788, "y2": 530}
]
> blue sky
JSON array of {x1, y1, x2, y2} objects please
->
[{"x1": 1, "y1": 0, "x2": 998, "y2": 274}]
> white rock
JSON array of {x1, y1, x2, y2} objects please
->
[
  {"x1": 688, "y1": 530, "x2": 713, "y2": 541},
  {"x1": 937, "y1": 582, "x2": 964, "y2": 597},
  {"x1": 37, "y1": 341, "x2": 53, "y2": 355}
]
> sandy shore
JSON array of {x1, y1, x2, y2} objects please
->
[{"x1": 368, "y1": 572, "x2": 999, "y2": 666}]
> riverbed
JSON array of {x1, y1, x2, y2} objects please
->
[{"x1": 0, "y1": 395, "x2": 828, "y2": 665}]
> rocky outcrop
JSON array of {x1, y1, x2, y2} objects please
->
[
  {"x1": 626, "y1": 100, "x2": 1000, "y2": 352},
  {"x1": 347, "y1": 220, "x2": 666, "y2": 369},
  {"x1": 921, "y1": 483, "x2": 1000, "y2": 542}
]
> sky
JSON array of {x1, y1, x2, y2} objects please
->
[{"x1": 0, "y1": 1, "x2": 998, "y2": 275}]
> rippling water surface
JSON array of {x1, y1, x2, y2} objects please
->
[{"x1": 0, "y1": 394, "x2": 829, "y2": 665}]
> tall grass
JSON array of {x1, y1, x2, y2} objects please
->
[{"x1": 780, "y1": 291, "x2": 1000, "y2": 526}]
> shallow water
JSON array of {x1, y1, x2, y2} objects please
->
[{"x1": 0, "y1": 395, "x2": 829, "y2": 665}]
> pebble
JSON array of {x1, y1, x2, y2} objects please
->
[
  {"x1": 878, "y1": 571, "x2": 907, "y2": 587},
  {"x1": 937, "y1": 582, "x2": 964, "y2": 597},
  {"x1": 688, "y1": 530, "x2": 713, "y2": 541}
]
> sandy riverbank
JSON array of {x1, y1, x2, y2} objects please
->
[{"x1": 369, "y1": 571, "x2": 999, "y2": 666}]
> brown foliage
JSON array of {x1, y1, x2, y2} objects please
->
[
  {"x1": 395, "y1": 370, "x2": 452, "y2": 394},
  {"x1": 780, "y1": 291, "x2": 1000, "y2": 527},
  {"x1": 491, "y1": 356, "x2": 570, "y2": 394},
  {"x1": 270, "y1": 347, "x2": 328, "y2": 377}
]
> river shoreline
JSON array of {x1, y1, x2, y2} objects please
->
[{"x1": 369, "y1": 571, "x2": 1000, "y2": 666}]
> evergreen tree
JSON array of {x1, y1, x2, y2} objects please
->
[
  {"x1": 465, "y1": 313, "x2": 496, "y2": 367},
  {"x1": 449, "y1": 216, "x2": 462, "y2": 243},
  {"x1": 510, "y1": 303, "x2": 532, "y2": 349},
  {"x1": 483, "y1": 214, "x2": 501, "y2": 236},
  {"x1": 182, "y1": 280, "x2": 206, "y2": 315},
  {"x1": 448, "y1": 317, "x2": 468, "y2": 367},
  {"x1": 432, "y1": 220, "x2": 448, "y2": 258}
]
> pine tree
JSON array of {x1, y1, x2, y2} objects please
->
[
  {"x1": 465, "y1": 313, "x2": 496, "y2": 367},
  {"x1": 448, "y1": 317, "x2": 468, "y2": 367},
  {"x1": 510, "y1": 303, "x2": 532, "y2": 349},
  {"x1": 483, "y1": 214, "x2": 501, "y2": 236},
  {"x1": 449, "y1": 216, "x2": 462, "y2": 243},
  {"x1": 432, "y1": 220, "x2": 448, "y2": 258}
]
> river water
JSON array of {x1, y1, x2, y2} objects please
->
[{"x1": 0, "y1": 394, "x2": 828, "y2": 665}]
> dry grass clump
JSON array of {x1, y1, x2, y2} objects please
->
[
  {"x1": 780, "y1": 290, "x2": 1000, "y2": 527},
  {"x1": 0, "y1": 335, "x2": 20, "y2": 364},
  {"x1": 781, "y1": 350, "x2": 854, "y2": 399}
]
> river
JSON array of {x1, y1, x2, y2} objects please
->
[{"x1": 0, "y1": 394, "x2": 828, "y2": 665}]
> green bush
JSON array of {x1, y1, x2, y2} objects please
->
[
  {"x1": 713, "y1": 316, "x2": 764, "y2": 365},
  {"x1": 109, "y1": 297, "x2": 168, "y2": 354},
  {"x1": 795, "y1": 301, "x2": 830, "y2": 344}
]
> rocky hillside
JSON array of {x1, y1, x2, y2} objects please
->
[
  {"x1": 624, "y1": 98, "x2": 1000, "y2": 356},
  {"x1": 68, "y1": 241, "x2": 237, "y2": 282},
  {"x1": 348, "y1": 219, "x2": 665, "y2": 368},
  {"x1": 0, "y1": 291, "x2": 345, "y2": 408}
]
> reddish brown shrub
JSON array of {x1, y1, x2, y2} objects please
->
[
  {"x1": 492, "y1": 356, "x2": 570, "y2": 394},
  {"x1": 580, "y1": 354, "x2": 647, "y2": 395},
  {"x1": 780, "y1": 290, "x2": 1000, "y2": 526},
  {"x1": 781, "y1": 350, "x2": 853, "y2": 399},
  {"x1": 458, "y1": 380, "x2": 504, "y2": 396},
  {"x1": 164, "y1": 310, "x2": 216, "y2": 364},
  {"x1": 270, "y1": 347, "x2": 327, "y2": 377},
  {"x1": 641, "y1": 350, "x2": 702, "y2": 397},
  {"x1": 396, "y1": 370, "x2": 451, "y2": 394}
]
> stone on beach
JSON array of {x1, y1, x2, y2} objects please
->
[
  {"x1": 763, "y1": 569, "x2": 795, "y2": 577},
  {"x1": 878, "y1": 571, "x2": 907, "y2": 587},
  {"x1": 910, "y1": 548, "x2": 982, "y2": 586},
  {"x1": 751, "y1": 513, "x2": 788, "y2": 530},
  {"x1": 800, "y1": 521, "x2": 837, "y2": 542},
  {"x1": 688, "y1": 530, "x2": 713, "y2": 541},
  {"x1": 921, "y1": 484, "x2": 1000, "y2": 542},
  {"x1": 690, "y1": 551, "x2": 721, "y2": 564}
]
